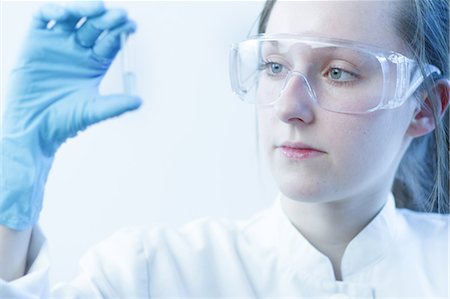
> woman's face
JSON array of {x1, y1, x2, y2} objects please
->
[{"x1": 259, "y1": 0, "x2": 417, "y2": 203}]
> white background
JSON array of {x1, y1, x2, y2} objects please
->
[{"x1": 1, "y1": 0, "x2": 278, "y2": 283}]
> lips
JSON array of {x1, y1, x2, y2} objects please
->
[{"x1": 277, "y1": 142, "x2": 325, "y2": 160}]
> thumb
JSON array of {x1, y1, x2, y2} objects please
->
[
  {"x1": 83, "y1": 94, "x2": 142, "y2": 127},
  {"x1": 40, "y1": 94, "x2": 142, "y2": 155}
]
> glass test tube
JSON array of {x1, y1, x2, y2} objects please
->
[{"x1": 120, "y1": 32, "x2": 136, "y2": 95}]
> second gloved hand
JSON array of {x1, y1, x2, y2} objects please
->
[{"x1": 0, "y1": 2, "x2": 142, "y2": 230}]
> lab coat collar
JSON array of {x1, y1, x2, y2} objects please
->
[{"x1": 270, "y1": 192, "x2": 398, "y2": 281}]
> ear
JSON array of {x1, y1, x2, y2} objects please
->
[{"x1": 406, "y1": 78, "x2": 450, "y2": 138}]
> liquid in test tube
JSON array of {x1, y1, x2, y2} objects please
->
[{"x1": 120, "y1": 32, "x2": 136, "y2": 95}]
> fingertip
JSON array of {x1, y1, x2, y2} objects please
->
[
  {"x1": 86, "y1": 1, "x2": 106, "y2": 17},
  {"x1": 121, "y1": 20, "x2": 138, "y2": 36},
  {"x1": 84, "y1": 94, "x2": 142, "y2": 127},
  {"x1": 91, "y1": 20, "x2": 138, "y2": 59},
  {"x1": 127, "y1": 96, "x2": 143, "y2": 110},
  {"x1": 66, "y1": 1, "x2": 106, "y2": 18},
  {"x1": 110, "y1": 9, "x2": 129, "y2": 29},
  {"x1": 129, "y1": 20, "x2": 138, "y2": 33},
  {"x1": 85, "y1": 8, "x2": 129, "y2": 31},
  {"x1": 112, "y1": 8, "x2": 128, "y2": 21}
]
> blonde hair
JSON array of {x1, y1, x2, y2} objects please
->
[{"x1": 257, "y1": 0, "x2": 449, "y2": 213}]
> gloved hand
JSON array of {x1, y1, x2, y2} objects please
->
[{"x1": 0, "y1": 2, "x2": 142, "y2": 230}]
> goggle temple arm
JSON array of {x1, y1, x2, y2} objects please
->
[{"x1": 387, "y1": 55, "x2": 441, "y2": 109}]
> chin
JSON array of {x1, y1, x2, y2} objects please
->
[{"x1": 274, "y1": 174, "x2": 335, "y2": 203}]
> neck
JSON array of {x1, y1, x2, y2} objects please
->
[{"x1": 280, "y1": 189, "x2": 391, "y2": 278}]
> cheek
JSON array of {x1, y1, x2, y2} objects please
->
[
  {"x1": 333, "y1": 97, "x2": 416, "y2": 160},
  {"x1": 257, "y1": 108, "x2": 277, "y2": 151},
  {"x1": 328, "y1": 112, "x2": 408, "y2": 178}
]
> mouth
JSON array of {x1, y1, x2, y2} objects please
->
[{"x1": 277, "y1": 142, "x2": 325, "y2": 160}]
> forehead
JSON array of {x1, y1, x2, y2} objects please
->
[{"x1": 266, "y1": 0, "x2": 407, "y2": 54}]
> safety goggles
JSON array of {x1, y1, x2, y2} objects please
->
[{"x1": 229, "y1": 34, "x2": 441, "y2": 114}]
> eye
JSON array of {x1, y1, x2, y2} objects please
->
[
  {"x1": 327, "y1": 67, "x2": 358, "y2": 82},
  {"x1": 259, "y1": 55, "x2": 290, "y2": 77},
  {"x1": 261, "y1": 61, "x2": 288, "y2": 78},
  {"x1": 269, "y1": 62, "x2": 284, "y2": 74}
]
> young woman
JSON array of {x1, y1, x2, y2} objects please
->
[{"x1": 1, "y1": 0, "x2": 448, "y2": 297}]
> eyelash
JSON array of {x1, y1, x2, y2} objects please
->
[
  {"x1": 259, "y1": 60, "x2": 288, "y2": 77},
  {"x1": 260, "y1": 59, "x2": 361, "y2": 88},
  {"x1": 324, "y1": 66, "x2": 360, "y2": 87}
]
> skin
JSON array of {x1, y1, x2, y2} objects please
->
[
  {"x1": 258, "y1": 0, "x2": 447, "y2": 281},
  {"x1": 0, "y1": 227, "x2": 31, "y2": 281}
]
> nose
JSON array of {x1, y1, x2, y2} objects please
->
[{"x1": 274, "y1": 72, "x2": 316, "y2": 125}]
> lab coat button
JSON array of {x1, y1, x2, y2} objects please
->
[{"x1": 329, "y1": 294, "x2": 351, "y2": 299}]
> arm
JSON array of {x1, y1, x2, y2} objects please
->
[
  {"x1": 0, "y1": 226, "x2": 31, "y2": 281},
  {"x1": 0, "y1": 1, "x2": 140, "y2": 284}
]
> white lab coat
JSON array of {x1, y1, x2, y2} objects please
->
[{"x1": 1, "y1": 193, "x2": 449, "y2": 298}]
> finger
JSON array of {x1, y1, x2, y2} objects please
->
[
  {"x1": 32, "y1": 2, "x2": 105, "y2": 30},
  {"x1": 75, "y1": 21, "x2": 104, "y2": 48},
  {"x1": 62, "y1": 1, "x2": 105, "y2": 19},
  {"x1": 82, "y1": 94, "x2": 142, "y2": 128},
  {"x1": 45, "y1": 94, "x2": 141, "y2": 148},
  {"x1": 92, "y1": 21, "x2": 137, "y2": 60},
  {"x1": 86, "y1": 8, "x2": 128, "y2": 31},
  {"x1": 75, "y1": 9, "x2": 128, "y2": 48},
  {"x1": 51, "y1": 13, "x2": 84, "y2": 32},
  {"x1": 31, "y1": 3, "x2": 70, "y2": 29},
  {"x1": 52, "y1": 1, "x2": 106, "y2": 32}
]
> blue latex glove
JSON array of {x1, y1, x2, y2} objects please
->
[{"x1": 0, "y1": 2, "x2": 142, "y2": 230}]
